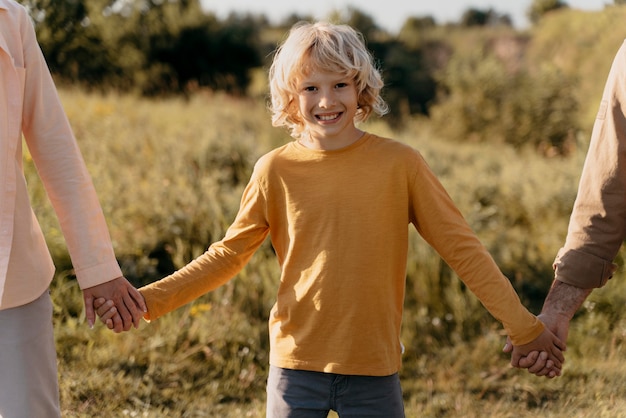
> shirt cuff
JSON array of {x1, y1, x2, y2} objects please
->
[
  {"x1": 553, "y1": 248, "x2": 616, "y2": 289},
  {"x1": 74, "y1": 261, "x2": 123, "y2": 289}
]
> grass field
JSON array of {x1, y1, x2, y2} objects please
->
[{"x1": 33, "y1": 87, "x2": 626, "y2": 417}]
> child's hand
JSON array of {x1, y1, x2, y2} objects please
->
[
  {"x1": 93, "y1": 297, "x2": 118, "y2": 330},
  {"x1": 518, "y1": 350, "x2": 559, "y2": 377},
  {"x1": 508, "y1": 328, "x2": 566, "y2": 378}
]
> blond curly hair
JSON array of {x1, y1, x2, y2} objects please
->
[{"x1": 268, "y1": 21, "x2": 389, "y2": 139}]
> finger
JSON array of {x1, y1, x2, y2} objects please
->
[
  {"x1": 528, "y1": 366, "x2": 552, "y2": 377},
  {"x1": 84, "y1": 293, "x2": 95, "y2": 328},
  {"x1": 125, "y1": 293, "x2": 142, "y2": 329},
  {"x1": 510, "y1": 353, "x2": 521, "y2": 368},
  {"x1": 545, "y1": 350, "x2": 563, "y2": 370},
  {"x1": 130, "y1": 287, "x2": 147, "y2": 313},
  {"x1": 539, "y1": 364, "x2": 561, "y2": 377},
  {"x1": 547, "y1": 367, "x2": 561, "y2": 378},
  {"x1": 517, "y1": 351, "x2": 539, "y2": 368},
  {"x1": 110, "y1": 311, "x2": 124, "y2": 333},
  {"x1": 99, "y1": 306, "x2": 118, "y2": 323},
  {"x1": 532, "y1": 360, "x2": 561, "y2": 378},
  {"x1": 114, "y1": 294, "x2": 134, "y2": 332},
  {"x1": 129, "y1": 289, "x2": 147, "y2": 328},
  {"x1": 502, "y1": 337, "x2": 513, "y2": 353},
  {"x1": 121, "y1": 291, "x2": 144, "y2": 330},
  {"x1": 93, "y1": 297, "x2": 107, "y2": 309},
  {"x1": 96, "y1": 300, "x2": 115, "y2": 317},
  {"x1": 551, "y1": 344, "x2": 566, "y2": 364},
  {"x1": 527, "y1": 351, "x2": 548, "y2": 374},
  {"x1": 127, "y1": 287, "x2": 147, "y2": 328},
  {"x1": 554, "y1": 335, "x2": 567, "y2": 351}
]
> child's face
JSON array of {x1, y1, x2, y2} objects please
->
[{"x1": 295, "y1": 69, "x2": 361, "y2": 150}]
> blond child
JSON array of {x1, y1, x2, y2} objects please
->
[{"x1": 97, "y1": 21, "x2": 564, "y2": 417}]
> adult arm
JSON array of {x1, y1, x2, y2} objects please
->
[
  {"x1": 19, "y1": 8, "x2": 143, "y2": 329},
  {"x1": 505, "y1": 280, "x2": 592, "y2": 376},
  {"x1": 554, "y1": 39, "x2": 626, "y2": 290},
  {"x1": 505, "y1": 40, "x2": 626, "y2": 375}
]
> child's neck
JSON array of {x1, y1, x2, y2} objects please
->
[{"x1": 299, "y1": 129, "x2": 365, "y2": 151}]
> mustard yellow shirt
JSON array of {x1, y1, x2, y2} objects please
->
[{"x1": 140, "y1": 133, "x2": 543, "y2": 376}]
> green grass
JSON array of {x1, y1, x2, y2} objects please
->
[
  {"x1": 36, "y1": 87, "x2": 626, "y2": 417},
  {"x1": 36, "y1": 9, "x2": 626, "y2": 416}
]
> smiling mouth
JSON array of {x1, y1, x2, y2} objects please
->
[{"x1": 316, "y1": 113, "x2": 341, "y2": 121}]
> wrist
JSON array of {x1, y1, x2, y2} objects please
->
[{"x1": 541, "y1": 280, "x2": 591, "y2": 320}]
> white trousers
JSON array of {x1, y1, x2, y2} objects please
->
[{"x1": 0, "y1": 290, "x2": 61, "y2": 418}]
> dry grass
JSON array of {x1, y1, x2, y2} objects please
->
[{"x1": 33, "y1": 87, "x2": 626, "y2": 417}]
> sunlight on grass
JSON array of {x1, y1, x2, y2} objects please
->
[{"x1": 44, "y1": 78, "x2": 626, "y2": 417}]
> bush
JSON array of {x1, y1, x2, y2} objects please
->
[{"x1": 429, "y1": 48, "x2": 578, "y2": 155}]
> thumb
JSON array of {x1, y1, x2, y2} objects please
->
[
  {"x1": 502, "y1": 336, "x2": 513, "y2": 353},
  {"x1": 83, "y1": 292, "x2": 95, "y2": 329}
]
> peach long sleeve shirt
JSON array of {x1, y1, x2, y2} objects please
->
[
  {"x1": 0, "y1": 0, "x2": 122, "y2": 309},
  {"x1": 141, "y1": 133, "x2": 544, "y2": 376},
  {"x1": 553, "y1": 40, "x2": 626, "y2": 289}
]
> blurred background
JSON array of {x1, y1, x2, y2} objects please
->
[{"x1": 17, "y1": 0, "x2": 626, "y2": 416}]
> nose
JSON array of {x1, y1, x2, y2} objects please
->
[{"x1": 319, "y1": 88, "x2": 336, "y2": 108}]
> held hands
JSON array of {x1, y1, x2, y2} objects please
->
[
  {"x1": 503, "y1": 314, "x2": 569, "y2": 378},
  {"x1": 93, "y1": 294, "x2": 147, "y2": 331},
  {"x1": 93, "y1": 297, "x2": 120, "y2": 330},
  {"x1": 82, "y1": 276, "x2": 146, "y2": 333}
]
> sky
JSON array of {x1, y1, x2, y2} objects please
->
[{"x1": 200, "y1": 0, "x2": 612, "y2": 33}]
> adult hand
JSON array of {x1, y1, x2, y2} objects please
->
[
  {"x1": 504, "y1": 313, "x2": 570, "y2": 377},
  {"x1": 507, "y1": 326, "x2": 565, "y2": 378},
  {"x1": 83, "y1": 276, "x2": 146, "y2": 332}
]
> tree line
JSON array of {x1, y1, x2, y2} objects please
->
[{"x1": 17, "y1": 0, "x2": 625, "y2": 154}]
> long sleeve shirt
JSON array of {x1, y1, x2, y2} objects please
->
[
  {"x1": 553, "y1": 39, "x2": 626, "y2": 289},
  {"x1": 0, "y1": 0, "x2": 122, "y2": 309},
  {"x1": 140, "y1": 133, "x2": 543, "y2": 376}
]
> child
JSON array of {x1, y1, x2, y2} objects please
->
[{"x1": 97, "y1": 21, "x2": 564, "y2": 416}]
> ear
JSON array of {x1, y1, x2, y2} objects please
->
[{"x1": 286, "y1": 99, "x2": 302, "y2": 122}]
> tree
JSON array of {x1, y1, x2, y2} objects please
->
[
  {"x1": 528, "y1": 0, "x2": 568, "y2": 24},
  {"x1": 342, "y1": 6, "x2": 381, "y2": 40},
  {"x1": 19, "y1": 0, "x2": 263, "y2": 95},
  {"x1": 18, "y1": 0, "x2": 113, "y2": 84},
  {"x1": 397, "y1": 16, "x2": 436, "y2": 48},
  {"x1": 460, "y1": 8, "x2": 512, "y2": 27},
  {"x1": 147, "y1": 16, "x2": 262, "y2": 95},
  {"x1": 430, "y1": 49, "x2": 578, "y2": 154}
]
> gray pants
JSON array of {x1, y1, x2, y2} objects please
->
[
  {"x1": 0, "y1": 290, "x2": 61, "y2": 418},
  {"x1": 266, "y1": 365, "x2": 405, "y2": 417}
]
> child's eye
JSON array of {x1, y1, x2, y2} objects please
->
[
  {"x1": 336, "y1": 82, "x2": 348, "y2": 88},
  {"x1": 303, "y1": 86, "x2": 317, "y2": 92}
]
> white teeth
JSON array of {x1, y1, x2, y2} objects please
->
[{"x1": 318, "y1": 113, "x2": 339, "y2": 121}]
